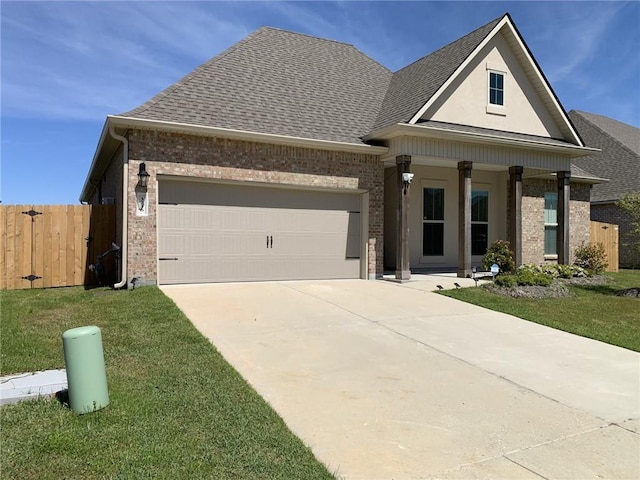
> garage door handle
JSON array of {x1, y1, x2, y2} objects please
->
[
  {"x1": 270, "y1": 236, "x2": 273, "y2": 248},
  {"x1": 159, "y1": 257, "x2": 178, "y2": 261},
  {"x1": 266, "y1": 236, "x2": 273, "y2": 248}
]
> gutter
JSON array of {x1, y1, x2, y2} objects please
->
[
  {"x1": 108, "y1": 126, "x2": 129, "y2": 289},
  {"x1": 107, "y1": 115, "x2": 389, "y2": 155}
]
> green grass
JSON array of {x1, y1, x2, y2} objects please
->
[
  {"x1": 1, "y1": 287, "x2": 334, "y2": 479},
  {"x1": 439, "y1": 270, "x2": 640, "y2": 352}
]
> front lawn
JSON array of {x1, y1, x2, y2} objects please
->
[
  {"x1": 0, "y1": 287, "x2": 334, "y2": 479},
  {"x1": 438, "y1": 270, "x2": 640, "y2": 352}
]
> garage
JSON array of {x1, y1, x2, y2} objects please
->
[{"x1": 158, "y1": 179, "x2": 364, "y2": 284}]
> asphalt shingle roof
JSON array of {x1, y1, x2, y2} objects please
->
[
  {"x1": 121, "y1": 27, "x2": 393, "y2": 144},
  {"x1": 415, "y1": 120, "x2": 575, "y2": 147},
  {"x1": 371, "y1": 16, "x2": 502, "y2": 131},
  {"x1": 569, "y1": 110, "x2": 640, "y2": 202}
]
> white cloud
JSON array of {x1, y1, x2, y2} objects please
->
[{"x1": 1, "y1": 2, "x2": 252, "y2": 120}]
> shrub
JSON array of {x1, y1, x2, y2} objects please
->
[
  {"x1": 574, "y1": 242, "x2": 608, "y2": 275},
  {"x1": 570, "y1": 265, "x2": 587, "y2": 278},
  {"x1": 482, "y1": 240, "x2": 516, "y2": 274},
  {"x1": 519, "y1": 263, "x2": 543, "y2": 275},
  {"x1": 494, "y1": 274, "x2": 517, "y2": 287},
  {"x1": 515, "y1": 269, "x2": 552, "y2": 286}
]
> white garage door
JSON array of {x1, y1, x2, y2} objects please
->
[{"x1": 158, "y1": 180, "x2": 363, "y2": 284}]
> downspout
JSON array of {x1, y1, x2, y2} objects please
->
[{"x1": 109, "y1": 126, "x2": 128, "y2": 289}]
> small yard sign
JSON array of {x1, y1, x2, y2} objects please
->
[{"x1": 490, "y1": 264, "x2": 500, "y2": 277}]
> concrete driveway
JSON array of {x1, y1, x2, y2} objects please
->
[{"x1": 161, "y1": 279, "x2": 639, "y2": 480}]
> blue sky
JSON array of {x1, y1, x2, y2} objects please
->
[{"x1": 2, "y1": 1, "x2": 639, "y2": 205}]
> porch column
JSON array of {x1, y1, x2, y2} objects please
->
[
  {"x1": 557, "y1": 171, "x2": 571, "y2": 264},
  {"x1": 458, "y1": 161, "x2": 472, "y2": 278},
  {"x1": 396, "y1": 155, "x2": 412, "y2": 281},
  {"x1": 508, "y1": 166, "x2": 523, "y2": 267}
]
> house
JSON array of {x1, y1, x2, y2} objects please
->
[
  {"x1": 569, "y1": 110, "x2": 640, "y2": 268},
  {"x1": 80, "y1": 13, "x2": 600, "y2": 287}
]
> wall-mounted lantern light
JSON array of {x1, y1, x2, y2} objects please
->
[
  {"x1": 137, "y1": 162, "x2": 150, "y2": 188},
  {"x1": 136, "y1": 163, "x2": 150, "y2": 216}
]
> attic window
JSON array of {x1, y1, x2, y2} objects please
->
[{"x1": 488, "y1": 72, "x2": 504, "y2": 106}]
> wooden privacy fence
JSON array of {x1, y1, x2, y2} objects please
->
[
  {"x1": 0, "y1": 205, "x2": 116, "y2": 290},
  {"x1": 590, "y1": 220, "x2": 619, "y2": 272}
]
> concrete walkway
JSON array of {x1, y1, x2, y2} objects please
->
[
  {"x1": 1, "y1": 370, "x2": 67, "y2": 405},
  {"x1": 161, "y1": 279, "x2": 640, "y2": 480}
]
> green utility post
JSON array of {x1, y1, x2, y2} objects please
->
[{"x1": 62, "y1": 325, "x2": 109, "y2": 414}]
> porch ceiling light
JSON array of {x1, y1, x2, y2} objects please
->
[{"x1": 137, "y1": 162, "x2": 150, "y2": 188}]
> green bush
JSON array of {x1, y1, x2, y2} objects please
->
[
  {"x1": 494, "y1": 274, "x2": 517, "y2": 287},
  {"x1": 537, "y1": 263, "x2": 573, "y2": 279},
  {"x1": 515, "y1": 269, "x2": 552, "y2": 286},
  {"x1": 482, "y1": 240, "x2": 516, "y2": 274},
  {"x1": 574, "y1": 242, "x2": 608, "y2": 275},
  {"x1": 519, "y1": 263, "x2": 543, "y2": 275}
]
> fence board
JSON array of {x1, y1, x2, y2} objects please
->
[
  {"x1": 73, "y1": 206, "x2": 83, "y2": 285},
  {"x1": 19, "y1": 207, "x2": 32, "y2": 290},
  {"x1": 0, "y1": 205, "x2": 116, "y2": 289},
  {"x1": 42, "y1": 205, "x2": 53, "y2": 288},
  {"x1": 590, "y1": 221, "x2": 619, "y2": 272},
  {"x1": 4, "y1": 206, "x2": 16, "y2": 289}
]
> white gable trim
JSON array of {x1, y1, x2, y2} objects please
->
[{"x1": 408, "y1": 15, "x2": 583, "y2": 147}]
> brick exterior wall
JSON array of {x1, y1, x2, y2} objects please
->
[
  {"x1": 592, "y1": 203, "x2": 640, "y2": 268},
  {"x1": 89, "y1": 145, "x2": 124, "y2": 283},
  {"x1": 124, "y1": 129, "x2": 384, "y2": 285},
  {"x1": 521, "y1": 179, "x2": 590, "y2": 265}
]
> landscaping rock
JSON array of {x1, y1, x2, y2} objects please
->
[
  {"x1": 615, "y1": 288, "x2": 640, "y2": 298},
  {"x1": 485, "y1": 282, "x2": 571, "y2": 299}
]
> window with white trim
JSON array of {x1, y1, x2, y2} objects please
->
[
  {"x1": 544, "y1": 192, "x2": 557, "y2": 255},
  {"x1": 488, "y1": 71, "x2": 504, "y2": 106},
  {"x1": 471, "y1": 190, "x2": 489, "y2": 256},
  {"x1": 423, "y1": 187, "x2": 445, "y2": 256}
]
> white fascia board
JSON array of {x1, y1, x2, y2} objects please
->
[
  {"x1": 365, "y1": 123, "x2": 599, "y2": 157},
  {"x1": 79, "y1": 119, "x2": 111, "y2": 202},
  {"x1": 408, "y1": 16, "x2": 510, "y2": 125},
  {"x1": 108, "y1": 116, "x2": 389, "y2": 155}
]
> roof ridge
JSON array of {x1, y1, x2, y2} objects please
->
[
  {"x1": 573, "y1": 110, "x2": 640, "y2": 159},
  {"x1": 257, "y1": 26, "x2": 356, "y2": 48}
]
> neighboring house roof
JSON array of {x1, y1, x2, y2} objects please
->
[
  {"x1": 569, "y1": 110, "x2": 640, "y2": 203},
  {"x1": 372, "y1": 16, "x2": 501, "y2": 132},
  {"x1": 120, "y1": 27, "x2": 392, "y2": 145}
]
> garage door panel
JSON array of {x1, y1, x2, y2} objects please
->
[{"x1": 158, "y1": 180, "x2": 362, "y2": 284}]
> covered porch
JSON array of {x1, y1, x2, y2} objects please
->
[{"x1": 375, "y1": 124, "x2": 591, "y2": 281}]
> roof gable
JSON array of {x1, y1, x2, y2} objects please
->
[
  {"x1": 120, "y1": 27, "x2": 392, "y2": 145},
  {"x1": 372, "y1": 16, "x2": 500, "y2": 132},
  {"x1": 372, "y1": 14, "x2": 583, "y2": 146},
  {"x1": 569, "y1": 110, "x2": 640, "y2": 202}
]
